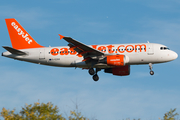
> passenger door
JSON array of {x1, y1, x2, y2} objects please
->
[
  {"x1": 39, "y1": 49, "x2": 45, "y2": 59},
  {"x1": 147, "y1": 44, "x2": 154, "y2": 55}
]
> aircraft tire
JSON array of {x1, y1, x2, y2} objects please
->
[
  {"x1": 93, "y1": 74, "x2": 99, "y2": 81},
  {"x1": 150, "y1": 71, "x2": 154, "y2": 75},
  {"x1": 89, "y1": 68, "x2": 95, "y2": 75}
]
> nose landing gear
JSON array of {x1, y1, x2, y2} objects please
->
[
  {"x1": 88, "y1": 68, "x2": 101, "y2": 81},
  {"x1": 149, "y1": 63, "x2": 154, "y2": 75},
  {"x1": 150, "y1": 70, "x2": 154, "y2": 75}
]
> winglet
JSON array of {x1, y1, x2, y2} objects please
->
[{"x1": 58, "y1": 34, "x2": 65, "y2": 39}]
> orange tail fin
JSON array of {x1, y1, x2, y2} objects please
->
[{"x1": 5, "y1": 18, "x2": 43, "y2": 49}]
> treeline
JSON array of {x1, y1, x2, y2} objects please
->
[{"x1": 0, "y1": 102, "x2": 179, "y2": 120}]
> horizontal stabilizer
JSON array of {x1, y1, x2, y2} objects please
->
[{"x1": 2, "y1": 46, "x2": 27, "y2": 55}]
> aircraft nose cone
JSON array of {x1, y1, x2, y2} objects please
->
[{"x1": 172, "y1": 51, "x2": 178, "y2": 60}]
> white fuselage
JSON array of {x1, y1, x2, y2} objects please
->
[{"x1": 2, "y1": 43, "x2": 178, "y2": 68}]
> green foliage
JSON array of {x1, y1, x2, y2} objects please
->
[
  {"x1": 69, "y1": 110, "x2": 89, "y2": 120},
  {"x1": 0, "y1": 102, "x2": 179, "y2": 120},
  {"x1": 0, "y1": 102, "x2": 65, "y2": 120},
  {"x1": 163, "y1": 108, "x2": 179, "y2": 120},
  {"x1": 0, "y1": 102, "x2": 90, "y2": 120}
]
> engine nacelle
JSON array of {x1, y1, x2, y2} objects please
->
[
  {"x1": 104, "y1": 65, "x2": 130, "y2": 76},
  {"x1": 100, "y1": 55, "x2": 129, "y2": 66}
]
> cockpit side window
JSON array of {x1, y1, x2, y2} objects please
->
[
  {"x1": 160, "y1": 47, "x2": 170, "y2": 50},
  {"x1": 164, "y1": 47, "x2": 170, "y2": 50}
]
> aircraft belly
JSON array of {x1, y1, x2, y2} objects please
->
[{"x1": 46, "y1": 55, "x2": 83, "y2": 67}]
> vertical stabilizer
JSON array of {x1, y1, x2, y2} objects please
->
[{"x1": 5, "y1": 18, "x2": 43, "y2": 49}]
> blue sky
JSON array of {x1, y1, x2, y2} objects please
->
[{"x1": 0, "y1": 0, "x2": 180, "y2": 119}]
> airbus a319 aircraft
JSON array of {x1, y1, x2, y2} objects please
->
[{"x1": 2, "y1": 18, "x2": 178, "y2": 81}]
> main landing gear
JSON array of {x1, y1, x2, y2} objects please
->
[
  {"x1": 149, "y1": 63, "x2": 154, "y2": 75},
  {"x1": 89, "y1": 68, "x2": 95, "y2": 75},
  {"x1": 88, "y1": 68, "x2": 101, "y2": 81}
]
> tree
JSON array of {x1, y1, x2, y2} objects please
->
[
  {"x1": 1, "y1": 102, "x2": 65, "y2": 120},
  {"x1": 68, "y1": 110, "x2": 89, "y2": 120},
  {"x1": 0, "y1": 101, "x2": 89, "y2": 120},
  {"x1": 163, "y1": 108, "x2": 179, "y2": 120},
  {"x1": 1, "y1": 102, "x2": 179, "y2": 120}
]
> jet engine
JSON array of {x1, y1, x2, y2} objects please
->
[
  {"x1": 99, "y1": 55, "x2": 129, "y2": 66},
  {"x1": 104, "y1": 65, "x2": 130, "y2": 76}
]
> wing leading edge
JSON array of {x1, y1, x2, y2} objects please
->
[{"x1": 59, "y1": 34, "x2": 104, "y2": 57}]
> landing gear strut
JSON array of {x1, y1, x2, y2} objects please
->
[
  {"x1": 149, "y1": 63, "x2": 154, "y2": 75},
  {"x1": 89, "y1": 68, "x2": 101, "y2": 81}
]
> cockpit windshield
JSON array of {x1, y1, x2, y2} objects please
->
[{"x1": 160, "y1": 47, "x2": 170, "y2": 50}]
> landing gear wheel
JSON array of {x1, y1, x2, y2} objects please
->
[
  {"x1": 89, "y1": 68, "x2": 95, "y2": 75},
  {"x1": 93, "y1": 74, "x2": 99, "y2": 81},
  {"x1": 149, "y1": 63, "x2": 154, "y2": 76},
  {"x1": 150, "y1": 71, "x2": 154, "y2": 75}
]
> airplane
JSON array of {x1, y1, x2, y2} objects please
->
[{"x1": 2, "y1": 18, "x2": 178, "y2": 81}]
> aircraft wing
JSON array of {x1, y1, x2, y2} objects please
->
[{"x1": 59, "y1": 34, "x2": 104, "y2": 57}]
